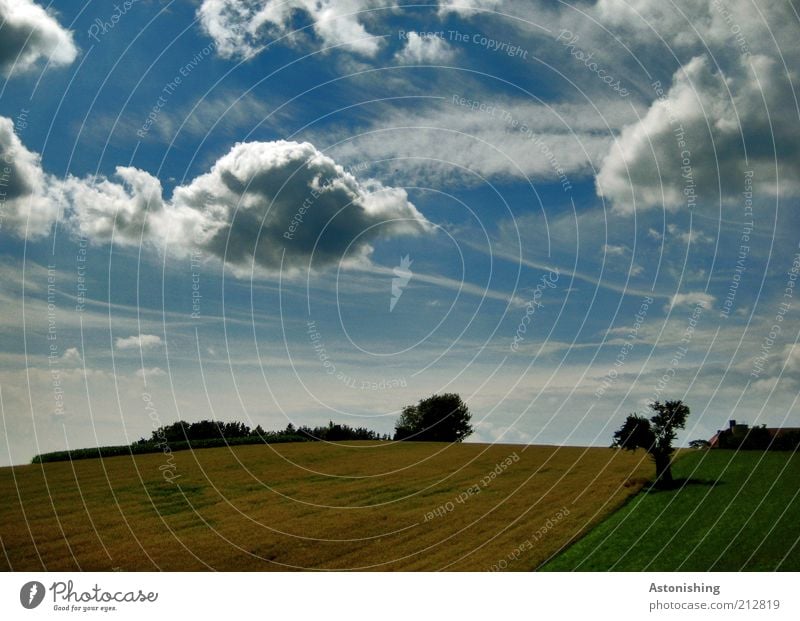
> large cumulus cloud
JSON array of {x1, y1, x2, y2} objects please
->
[
  {"x1": 529, "y1": 0, "x2": 800, "y2": 212},
  {"x1": 169, "y1": 140, "x2": 431, "y2": 273},
  {"x1": 1, "y1": 129, "x2": 432, "y2": 275},
  {"x1": 597, "y1": 52, "x2": 800, "y2": 212},
  {"x1": 0, "y1": 0, "x2": 78, "y2": 76}
]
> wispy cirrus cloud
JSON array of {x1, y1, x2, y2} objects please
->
[{"x1": 115, "y1": 334, "x2": 163, "y2": 350}]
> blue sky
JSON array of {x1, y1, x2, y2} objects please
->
[{"x1": 0, "y1": 0, "x2": 798, "y2": 466}]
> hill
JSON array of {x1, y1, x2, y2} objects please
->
[
  {"x1": 541, "y1": 449, "x2": 800, "y2": 571},
  {"x1": 0, "y1": 442, "x2": 649, "y2": 571}
]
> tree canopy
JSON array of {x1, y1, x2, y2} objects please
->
[
  {"x1": 394, "y1": 393, "x2": 473, "y2": 442},
  {"x1": 612, "y1": 400, "x2": 690, "y2": 488}
]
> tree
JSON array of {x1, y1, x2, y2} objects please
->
[
  {"x1": 612, "y1": 400, "x2": 690, "y2": 489},
  {"x1": 688, "y1": 439, "x2": 710, "y2": 449},
  {"x1": 394, "y1": 393, "x2": 473, "y2": 442}
]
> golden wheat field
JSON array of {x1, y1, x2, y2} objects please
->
[{"x1": 0, "y1": 442, "x2": 651, "y2": 571}]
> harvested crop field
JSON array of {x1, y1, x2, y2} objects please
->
[{"x1": 0, "y1": 442, "x2": 651, "y2": 571}]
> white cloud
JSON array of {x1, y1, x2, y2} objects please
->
[
  {"x1": 784, "y1": 344, "x2": 800, "y2": 374},
  {"x1": 0, "y1": 116, "x2": 60, "y2": 237},
  {"x1": 438, "y1": 0, "x2": 503, "y2": 16},
  {"x1": 596, "y1": 53, "x2": 800, "y2": 212},
  {"x1": 1, "y1": 126, "x2": 432, "y2": 276},
  {"x1": 666, "y1": 224, "x2": 712, "y2": 246},
  {"x1": 395, "y1": 32, "x2": 455, "y2": 64},
  {"x1": 167, "y1": 140, "x2": 431, "y2": 275},
  {"x1": 324, "y1": 98, "x2": 631, "y2": 187},
  {"x1": 136, "y1": 367, "x2": 166, "y2": 378},
  {"x1": 602, "y1": 243, "x2": 627, "y2": 257},
  {"x1": 61, "y1": 347, "x2": 82, "y2": 364},
  {"x1": 115, "y1": 334, "x2": 163, "y2": 350},
  {"x1": 438, "y1": 1, "x2": 800, "y2": 212},
  {"x1": 0, "y1": 0, "x2": 77, "y2": 76},
  {"x1": 667, "y1": 291, "x2": 715, "y2": 310},
  {"x1": 198, "y1": 0, "x2": 385, "y2": 59},
  {"x1": 62, "y1": 166, "x2": 170, "y2": 245},
  {"x1": 585, "y1": 0, "x2": 800, "y2": 212}
]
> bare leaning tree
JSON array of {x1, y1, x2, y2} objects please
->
[{"x1": 612, "y1": 400, "x2": 690, "y2": 489}]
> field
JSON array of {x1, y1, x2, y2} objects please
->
[
  {"x1": 542, "y1": 449, "x2": 800, "y2": 571},
  {"x1": 0, "y1": 442, "x2": 650, "y2": 571}
]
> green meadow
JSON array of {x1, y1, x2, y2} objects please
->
[{"x1": 541, "y1": 450, "x2": 800, "y2": 571}]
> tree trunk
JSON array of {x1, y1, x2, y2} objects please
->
[{"x1": 653, "y1": 452, "x2": 674, "y2": 489}]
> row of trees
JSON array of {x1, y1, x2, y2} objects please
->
[
  {"x1": 130, "y1": 393, "x2": 796, "y2": 493},
  {"x1": 134, "y1": 395, "x2": 775, "y2": 492},
  {"x1": 134, "y1": 393, "x2": 477, "y2": 447},
  {"x1": 136, "y1": 419, "x2": 391, "y2": 445}
]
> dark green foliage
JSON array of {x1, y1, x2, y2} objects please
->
[
  {"x1": 716, "y1": 425, "x2": 800, "y2": 451},
  {"x1": 772, "y1": 430, "x2": 800, "y2": 451},
  {"x1": 31, "y1": 434, "x2": 311, "y2": 464},
  {"x1": 688, "y1": 439, "x2": 710, "y2": 449},
  {"x1": 294, "y1": 421, "x2": 391, "y2": 442},
  {"x1": 32, "y1": 419, "x2": 389, "y2": 464},
  {"x1": 394, "y1": 393, "x2": 473, "y2": 442},
  {"x1": 612, "y1": 400, "x2": 690, "y2": 488}
]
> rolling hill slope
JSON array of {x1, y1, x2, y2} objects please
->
[{"x1": 0, "y1": 442, "x2": 650, "y2": 571}]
